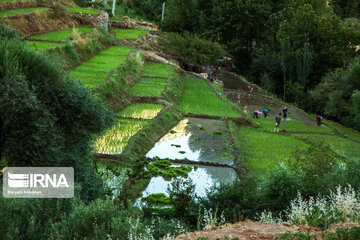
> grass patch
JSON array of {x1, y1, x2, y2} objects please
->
[
  {"x1": 64, "y1": 7, "x2": 100, "y2": 15},
  {"x1": 26, "y1": 41, "x2": 61, "y2": 51},
  {"x1": 94, "y1": 119, "x2": 148, "y2": 154},
  {"x1": 253, "y1": 118, "x2": 334, "y2": 133},
  {"x1": 229, "y1": 121, "x2": 310, "y2": 175},
  {"x1": 114, "y1": 29, "x2": 148, "y2": 39},
  {"x1": 29, "y1": 26, "x2": 93, "y2": 42},
  {"x1": 323, "y1": 119, "x2": 360, "y2": 141},
  {"x1": 179, "y1": 77, "x2": 243, "y2": 117},
  {"x1": 128, "y1": 77, "x2": 166, "y2": 97},
  {"x1": 117, "y1": 103, "x2": 164, "y2": 119},
  {"x1": 0, "y1": 7, "x2": 48, "y2": 17},
  {"x1": 293, "y1": 133, "x2": 360, "y2": 160},
  {"x1": 143, "y1": 62, "x2": 169, "y2": 77},
  {"x1": 70, "y1": 46, "x2": 132, "y2": 88}
]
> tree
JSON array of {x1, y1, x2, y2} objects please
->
[{"x1": 0, "y1": 23, "x2": 115, "y2": 200}]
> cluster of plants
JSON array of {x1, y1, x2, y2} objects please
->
[
  {"x1": 129, "y1": 77, "x2": 167, "y2": 97},
  {"x1": 29, "y1": 26, "x2": 93, "y2": 42},
  {"x1": 276, "y1": 227, "x2": 360, "y2": 240},
  {"x1": 143, "y1": 61, "x2": 169, "y2": 77},
  {"x1": 117, "y1": 103, "x2": 164, "y2": 119},
  {"x1": 94, "y1": 119, "x2": 149, "y2": 154},
  {"x1": 0, "y1": 7, "x2": 48, "y2": 17},
  {"x1": 141, "y1": 193, "x2": 172, "y2": 206},
  {"x1": 113, "y1": 29, "x2": 149, "y2": 39},
  {"x1": 179, "y1": 77, "x2": 243, "y2": 118},
  {"x1": 70, "y1": 45, "x2": 132, "y2": 87},
  {"x1": 146, "y1": 159, "x2": 193, "y2": 179}
]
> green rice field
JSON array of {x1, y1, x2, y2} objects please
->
[
  {"x1": 179, "y1": 77, "x2": 243, "y2": 117},
  {"x1": 253, "y1": 118, "x2": 334, "y2": 133},
  {"x1": 293, "y1": 133, "x2": 360, "y2": 160},
  {"x1": 129, "y1": 77, "x2": 167, "y2": 97},
  {"x1": 323, "y1": 119, "x2": 360, "y2": 140},
  {"x1": 27, "y1": 41, "x2": 61, "y2": 50},
  {"x1": 29, "y1": 26, "x2": 93, "y2": 42},
  {"x1": 143, "y1": 62, "x2": 169, "y2": 77},
  {"x1": 94, "y1": 119, "x2": 148, "y2": 154},
  {"x1": 114, "y1": 29, "x2": 149, "y2": 39},
  {"x1": 117, "y1": 103, "x2": 164, "y2": 119},
  {"x1": 229, "y1": 121, "x2": 311, "y2": 175},
  {"x1": 0, "y1": 7, "x2": 48, "y2": 17},
  {"x1": 70, "y1": 46, "x2": 131, "y2": 87},
  {"x1": 64, "y1": 7, "x2": 100, "y2": 15}
]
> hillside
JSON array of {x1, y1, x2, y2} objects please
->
[{"x1": 1, "y1": 0, "x2": 360, "y2": 239}]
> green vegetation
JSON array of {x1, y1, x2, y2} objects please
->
[
  {"x1": 70, "y1": 46, "x2": 131, "y2": 87},
  {"x1": 179, "y1": 77, "x2": 243, "y2": 117},
  {"x1": 117, "y1": 103, "x2": 164, "y2": 119},
  {"x1": 0, "y1": 7, "x2": 48, "y2": 17},
  {"x1": 146, "y1": 160, "x2": 192, "y2": 179},
  {"x1": 26, "y1": 41, "x2": 61, "y2": 50},
  {"x1": 293, "y1": 134, "x2": 360, "y2": 160},
  {"x1": 143, "y1": 62, "x2": 169, "y2": 77},
  {"x1": 113, "y1": 29, "x2": 148, "y2": 39},
  {"x1": 29, "y1": 26, "x2": 93, "y2": 42},
  {"x1": 323, "y1": 119, "x2": 360, "y2": 140},
  {"x1": 94, "y1": 119, "x2": 148, "y2": 154},
  {"x1": 253, "y1": 118, "x2": 334, "y2": 133},
  {"x1": 142, "y1": 193, "x2": 172, "y2": 206},
  {"x1": 229, "y1": 121, "x2": 310, "y2": 174},
  {"x1": 64, "y1": 6, "x2": 100, "y2": 15},
  {"x1": 129, "y1": 77, "x2": 166, "y2": 96}
]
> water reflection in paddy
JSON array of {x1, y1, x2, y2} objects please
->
[
  {"x1": 141, "y1": 165, "x2": 238, "y2": 198},
  {"x1": 146, "y1": 118, "x2": 234, "y2": 165}
]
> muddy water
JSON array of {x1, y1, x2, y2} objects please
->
[
  {"x1": 146, "y1": 118, "x2": 234, "y2": 165},
  {"x1": 141, "y1": 165, "x2": 238, "y2": 198}
]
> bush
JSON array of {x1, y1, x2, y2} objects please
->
[{"x1": 159, "y1": 32, "x2": 226, "y2": 66}]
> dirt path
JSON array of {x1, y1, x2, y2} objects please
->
[{"x1": 218, "y1": 70, "x2": 316, "y2": 125}]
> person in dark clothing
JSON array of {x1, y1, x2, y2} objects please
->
[
  {"x1": 283, "y1": 106, "x2": 288, "y2": 121},
  {"x1": 274, "y1": 113, "x2": 282, "y2": 132},
  {"x1": 316, "y1": 115, "x2": 323, "y2": 126}
]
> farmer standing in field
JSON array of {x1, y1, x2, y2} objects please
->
[
  {"x1": 274, "y1": 113, "x2": 282, "y2": 132},
  {"x1": 283, "y1": 106, "x2": 288, "y2": 121},
  {"x1": 316, "y1": 115, "x2": 323, "y2": 126}
]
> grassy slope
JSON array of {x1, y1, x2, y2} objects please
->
[
  {"x1": 64, "y1": 7, "x2": 100, "y2": 14},
  {"x1": 70, "y1": 46, "x2": 132, "y2": 88},
  {"x1": 117, "y1": 103, "x2": 164, "y2": 119},
  {"x1": 29, "y1": 26, "x2": 93, "y2": 41},
  {"x1": 0, "y1": 7, "x2": 48, "y2": 17},
  {"x1": 27, "y1": 41, "x2": 61, "y2": 50},
  {"x1": 114, "y1": 29, "x2": 149, "y2": 39},
  {"x1": 180, "y1": 77, "x2": 243, "y2": 117},
  {"x1": 129, "y1": 77, "x2": 167, "y2": 97},
  {"x1": 143, "y1": 62, "x2": 169, "y2": 77}
]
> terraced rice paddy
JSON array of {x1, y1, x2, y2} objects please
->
[
  {"x1": 143, "y1": 62, "x2": 169, "y2": 77},
  {"x1": 117, "y1": 103, "x2": 164, "y2": 119},
  {"x1": 129, "y1": 77, "x2": 167, "y2": 97},
  {"x1": 180, "y1": 77, "x2": 243, "y2": 118},
  {"x1": 0, "y1": 7, "x2": 48, "y2": 17},
  {"x1": 70, "y1": 46, "x2": 131, "y2": 87},
  {"x1": 64, "y1": 7, "x2": 100, "y2": 15},
  {"x1": 27, "y1": 41, "x2": 61, "y2": 50},
  {"x1": 229, "y1": 121, "x2": 311, "y2": 175},
  {"x1": 253, "y1": 118, "x2": 334, "y2": 133},
  {"x1": 323, "y1": 119, "x2": 360, "y2": 140},
  {"x1": 114, "y1": 29, "x2": 149, "y2": 39},
  {"x1": 94, "y1": 119, "x2": 148, "y2": 154},
  {"x1": 29, "y1": 26, "x2": 93, "y2": 42},
  {"x1": 293, "y1": 133, "x2": 360, "y2": 160}
]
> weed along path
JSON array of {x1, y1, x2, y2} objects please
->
[{"x1": 70, "y1": 46, "x2": 132, "y2": 87}]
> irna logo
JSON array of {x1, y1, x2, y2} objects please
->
[{"x1": 7, "y1": 173, "x2": 69, "y2": 188}]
